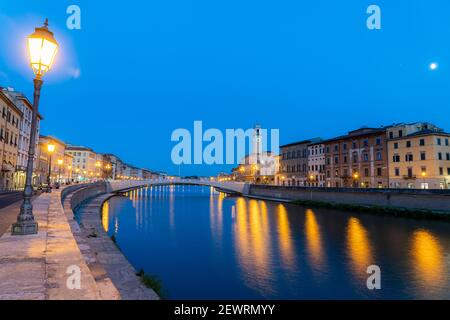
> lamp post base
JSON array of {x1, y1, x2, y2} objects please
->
[{"x1": 11, "y1": 221, "x2": 38, "y2": 235}]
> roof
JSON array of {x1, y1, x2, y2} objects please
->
[
  {"x1": 322, "y1": 128, "x2": 385, "y2": 144},
  {"x1": 40, "y1": 135, "x2": 66, "y2": 147},
  {"x1": 1, "y1": 89, "x2": 44, "y2": 120},
  {"x1": 391, "y1": 129, "x2": 450, "y2": 140},
  {"x1": 65, "y1": 145, "x2": 95, "y2": 152},
  {"x1": 280, "y1": 137, "x2": 322, "y2": 149}
]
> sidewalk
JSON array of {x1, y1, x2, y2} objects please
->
[{"x1": 0, "y1": 189, "x2": 102, "y2": 300}]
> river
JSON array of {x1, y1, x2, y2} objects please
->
[{"x1": 100, "y1": 184, "x2": 450, "y2": 299}]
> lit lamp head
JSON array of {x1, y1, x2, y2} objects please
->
[
  {"x1": 353, "y1": 173, "x2": 359, "y2": 179},
  {"x1": 421, "y1": 171, "x2": 426, "y2": 177},
  {"x1": 27, "y1": 19, "x2": 59, "y2": 78},
  {"x1": 57, "y1": 159, "x2": 63, "y2": 166},
  {"x1": 47, "y1": 143, "x2": 55, "y2": 154}
]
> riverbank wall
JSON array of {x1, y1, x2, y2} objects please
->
[{"x1": 248, "y1": 185, "x2": 450, "y2": 217}]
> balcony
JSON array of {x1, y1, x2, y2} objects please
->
[{"x1": 403, "y1": 175, "x2": 417, "y2": 180}]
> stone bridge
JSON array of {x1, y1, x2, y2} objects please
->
[{"x1": 106, "y1": 179, "x2": 250, "y2": 195}]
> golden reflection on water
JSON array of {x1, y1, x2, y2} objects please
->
[
  {"x1": 305, "y1": 209, "x2": 325, "y2": 273},
  {"x1": 234, "y1": 198, "x2": 274, "y2": 296},
  {"x1": 210, "y1": 190, "x2": 225, "y2": 242},
  {"x1": 102, "y1": 201, "x2": 109, "y2": 232},
  {"x1": 411, "y1": 230, "x2": 447, "y2": 288},
  {"x1": 346, "y1": 217, "x2": 373, "y2": 276},
  {"x1": 276, "y1": 204, "x2": 295, "y2": 271}
]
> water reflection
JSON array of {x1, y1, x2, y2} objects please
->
[
  {"x1": 276, "y1": 204, "x2": 295, "y2": 271},
  {"x1": 305, "y1": 209, "x2": 326, "y2": 274},
  {"x1": 411, "y1": 230, "x2": 447, "y2": 294},
  {"x1": 346, "y1": 217, "x2": 374, "y2": 278},
  {"x1": 100, "y1": 185, "x2": 450, "y2": 299},
  {"x1": 102, "y1": 201, "x2": 109, "y2": 233},
  {"x1": 234, "y1": 198, "x2": 274, "y2": 297}
]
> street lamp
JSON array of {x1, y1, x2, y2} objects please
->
[
  {"x1": 12, "y1": 19, "x2": 58, "y2": 235},
  {"x1": 421, "y1": 171, "x2": 427, "y2": 189},
  {"x1": 46, "y1": 143, "x2": 55, "y2": 192}
]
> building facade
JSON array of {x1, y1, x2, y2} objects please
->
[
  {"x1": 324, "y1": 128, "x2": 388, "y2": 188},
  {"x1": 0, "y1": 90, "x2": 22, "y2": 190},
  {"x1": 387, "y1": 123, "x2": 450, "y2": 189},
  {"x1": 65, "y1": 145, "x2": 98, "y2": 182},
  {"x1": 277, "y1": 139, "x2": 320, "y2": 186},
  {"x1": 2, "y1": 89, "x2": 43, "y2": 189},
  {"x1": 39, "y1": 135, "x2": 68, "y2": 185},
  {"x1": 307, "y1": 141, "x2": 325, "y2": 187}
]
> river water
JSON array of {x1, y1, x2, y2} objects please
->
[{"x1": 100, "y1": 185, "x2": 450, "y2": 299}]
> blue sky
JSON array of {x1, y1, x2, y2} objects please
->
[{"x1": 1, "y1": 1, "x2": 449, "y2": 176}]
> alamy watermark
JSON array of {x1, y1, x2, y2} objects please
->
[
  {"x1": 66, "y1": 265, "x2": 81, "y2": 290},
  {"x1": 171, "y1": 121, "x2": 279, "y2": 166},
  {"x1": 366, "y1": 265, "x2": 381, "y2": 290}
]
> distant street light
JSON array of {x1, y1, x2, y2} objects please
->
[{"x1": 12, "y1": 19, "x2": 58, "y2": 235}]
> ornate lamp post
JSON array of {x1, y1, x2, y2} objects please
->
[{"x1": 12, "y1": 19, "x2": 58, "y2": 235}]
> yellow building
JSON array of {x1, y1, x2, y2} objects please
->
[
  {"x1": 387, "y1": 123, "x2": 450, "y2": 189},
  {"x1": 65, "y1": 145, "x2": 98, "y2": 182},
  {"x1": 39, "y1": 135, "x2": 68, "y2": 185}
]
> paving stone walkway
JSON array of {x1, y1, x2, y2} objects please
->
[{"x1": 0, "y1": 189, "x2": 104, "y2": 300}]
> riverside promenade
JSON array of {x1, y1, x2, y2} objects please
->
[{"x1": 0, "y1": 181, "x2": 157, "y2": 300}]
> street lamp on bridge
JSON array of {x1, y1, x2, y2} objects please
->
[{"x1": 12, "y1": 19, "x2": 59, "y2": 235}]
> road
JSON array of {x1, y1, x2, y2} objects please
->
[{"x1": 0, "y1": 192, "x2": 23, "y2": 236}]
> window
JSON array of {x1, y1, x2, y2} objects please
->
[
  {"x1": 343, "y1": 143, "x2": 347, "y2": 151},
  {"x1": 406, "y1": 141, "x2": 411, "y2": 148},
  {"x1": 399, "y1": 130, "x2": 403, "y2": 138},
  {"x1": 376, "y1": 152, "x2": 382, "y2": 161},
  {"x1": 363, "y1": 153, "x2": 369, "y2": 161},
  {"x1": 335, "y1": 170, "x2": 339, "y2": 177},
  {"x1": 448, "y1": 168, "x2": 450, "y2": 175},
  {"x1": 407, "y1": 167, "x2": 413, "y2": 177},
  {"x1": 364, "y1": 168, "x2": 369, "y2": 177},
  {"x1": 420, "y1": 139, "x2": 425, "y2": 146},
  {"x1": 447, "y1": 153, "x2": 450, "y2": 161},
  {"x1": 437, "y1": 138, "x2": 442, "y2": 145},
  {"x1": 405, "y1": 154, "x2": 413, "y2": 162},
  {"x1": 439, "y1": 167, "x2": 444, "y2": 176},
  {"x1": 446, "y1": 139, "x2": 449, "y2": 146},
  {"x1": 377, "y1": 167, "x2": 382, "y2": 177},
  {"x1": 343, "y1": 155, "x2": 347, "y2": 163},
  {"x1": 334, "y1": 145, "x2": 338, "y2": 152},
  {"x1": 420, "y1": 152, "x2": 426, "y2": 161},
  {"x1": 363, "y1": 139, "x2": 368, "y2": 147},
  {"x1": 334, "y1": 156, "x2": 339, "y2": 164},
  {"x1": 438, "y1": 152, "x2": 443, "y2": 160},
  {"x1": 376, "y1": 137, "x2": 381, "y2": 146},
  {"x1": 394, "y1": 142, "x2": 398, "y2": 149},
  {"x1": 393, "y1": 154, "x2": 400, "y2": 163},
  {"x1": 395, "y1": 168, "x2": 400, "y2": 176},
  {"x1": 389, "y1": 132, "x2": 394, "y2": 139},
  {"x1": 352, "y1": 141, "x2": 357, "y2": 149}
]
